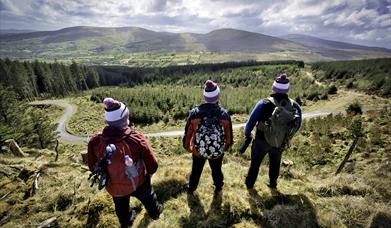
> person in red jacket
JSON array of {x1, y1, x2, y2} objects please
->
[
  {"x1": 88, "y1": 97, "x2": 162, "y2": 227},
  {"x1": 183, "y1": 80, "x2": 233, "y2": 195}
]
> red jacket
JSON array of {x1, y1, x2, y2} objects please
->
[{"x1": 87, "y1": 127, "x2": 158, "y2": 196}]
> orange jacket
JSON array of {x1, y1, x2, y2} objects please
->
[
  {"x1": 87, "y1": 127, "x2": 158, "y2": 196},
  {"x1": 182, "y1": 103, "x2": 233, "y2": 157}
]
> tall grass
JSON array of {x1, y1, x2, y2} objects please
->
[{"x1": 1, "y1": 109, "x2": 390, "y2": 227}]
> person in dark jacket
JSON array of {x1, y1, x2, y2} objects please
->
[
  {"x1": 240, "y1": 74, "x2": 302, "y2": 189},
  {"x1": 88, "y1": 98, "x2": 163, "y2": 227},
  {"x1": 183, "y1": 80, "x2": 233, "y2": 195}
]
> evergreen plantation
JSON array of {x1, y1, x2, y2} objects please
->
[
  {"x1": 0, "y1": 59, "x2": 100, "y2": 99},
  {"x1": 311, "y1": 58, "x2": 391, "y2": 97}
]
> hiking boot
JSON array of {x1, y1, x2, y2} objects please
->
[
  {"x1": 214, "y1": 186, "x2": 222, "y2": 195},
  {"x1": 186, "y1": 185, "x2": 195, "y2": 195},
  {"x1": 267, "y1": 182, "x2": 277, "y2": 189},
  {"x1": 245, "y1": 183, "x2": 254, "y2": 190},
  {"x1": 150, "y1": 204, "x2": 163, "y2": 220},
  {"x1": 128, "y1": 209, "x2": 137, "y2": 227}
]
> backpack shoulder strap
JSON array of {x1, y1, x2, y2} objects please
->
[
  {"x1": 288, "y1": 98, "x2": 295, "y2": 107},
  {"x1": 266, "y1": 97, "x2": 278, "y2": 107}
]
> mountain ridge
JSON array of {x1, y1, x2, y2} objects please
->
[
  {"x1": 1, "y1": 26, "x2": 390, "y2": 62},
  {"x1": 281, "y1": 33, "x2": 391, "y2": 52}
]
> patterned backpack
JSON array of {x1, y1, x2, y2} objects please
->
[{"x1": 194, "y1": 111, "x2": 225, "y2": 159}]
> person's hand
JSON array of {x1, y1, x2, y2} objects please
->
[{"x1": 238, "y1": 135, "x2": 252, "y2": 154}]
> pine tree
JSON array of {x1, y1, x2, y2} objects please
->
[
  {"x1": 70, "y1": 60, "x2": 88, "y2": 90},
  {"x1": 0, "y1": 85, "x2": 19, "y2": 123},
  {"x1": 85, "y1": 67, "x2": 100, "y2": 89},
  {"x1": 10, "y1": 60, "x2": 34, "y2": 100},
  {"x1": 0, "y1": 86, "x2": 24, "y2": 145},
  {"x1": 0, "y1": 59, "x2": 11, "y2": 86},
  {"x1": 24, "y1": 107, "x2": 59, "y2": 149},
  {"x1": 50, "y1": 61, "x2": 67, "y2": 96},
  {"x1": 24, "y1": 61, "x2": 39, "y2": 97},
  {"x1": 61, "y1": 64, "x2": 77, "y2": 92}
]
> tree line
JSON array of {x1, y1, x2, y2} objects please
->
[
  {"x1": 0, "y1": 59, "x2": 304, "y2": 99},
  {"x1": 311, "y1": 58, "x2": 391, "y2": 97},
  {"x1": 88, "y1": 64, "x2": 320, "y2": 124},
  {"x1": 0, "y1": 58, "x2": 100, "y2": 100},
  {"x1": 95, "y1": 60, "x2": 305, "y2": 87}
]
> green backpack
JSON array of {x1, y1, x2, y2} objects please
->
[{"x1": 257, "y1": 97, "x2": 299, "y2": 148}]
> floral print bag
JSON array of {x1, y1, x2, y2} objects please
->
[{"x1": 195, "y1": 115, "x2": 225, "y2": 159}]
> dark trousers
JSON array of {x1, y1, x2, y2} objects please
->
[
  {"x1": 245, "y1": 134, "x2": 283, "y2": 189},
  {"x1": 188, "y1": 154, "x2": 224, "y2": 192},
  {"x1": 112, "y1": 177, "x2": 161, "y2": 227}
]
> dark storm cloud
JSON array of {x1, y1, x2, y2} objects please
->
[{"x1": 0, "y1": 0, "x2": 390, "y2": 48}]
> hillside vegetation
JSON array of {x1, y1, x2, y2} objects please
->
[
  {"x1": 0, "y1": 58, "x2": 302, "y2": 100},
  {"x1": 311, "y1": 58, "x2": 391, "y2": 97},
  {"x1": 0, "y1": 108, "x2": 390, "y2": 227},
  {"x1": 67, "y1": 64, "x2": 335, "y2": 136},
  {"x1": 1, "y1": 58, "x2": 390, "y2": 227}
]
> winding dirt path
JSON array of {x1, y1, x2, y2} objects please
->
[{"x1": 31, "y1": 100, "x2": 350, "y2": 145}]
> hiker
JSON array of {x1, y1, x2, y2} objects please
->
[
  {"x1": 239, "y1": 73, "x2": 302, "y2": 189},
  {"x1": 183, "y1": 80, "x2": 233, "y2": 195},
  {"x1": 87, "y1": 98, "x2": 163, "y2": 227}
]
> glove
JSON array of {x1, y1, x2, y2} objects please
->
[{"x1": 238, "y1": 135, "x2": 252, "y2": 154}]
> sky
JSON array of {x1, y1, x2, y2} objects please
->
[{"x1": 0, "y1": 0, "x2": 390, "y2": 49}]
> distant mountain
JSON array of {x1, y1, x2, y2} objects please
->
[
  {"x1": 0, "y1": 29, "x2": 37, "y2": 35},
  {"x1": 281, "y1": 34, "x2": 391, "y2": 53},
  {"x1": 1, "y1": 26, "x2": 390, "y2": 62}
]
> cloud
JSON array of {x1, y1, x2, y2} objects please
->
[{"x1": 0, "y1": 0, "x2": 390, "y2": 48}]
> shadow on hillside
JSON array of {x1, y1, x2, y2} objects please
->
[
  {"x1": 136, "y1": 179, "x2": 187, "y2": 228},
  {"x1": 153, "y1": 179, "x2": 187, "y2": 203},
  {"x1": 248, "y1": 189, "x2": 320, "y2": 228},
  {"x1": 180, "y1": 191, "x2": 261, "y2": 227}
]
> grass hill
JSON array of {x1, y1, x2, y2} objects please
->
[
  {"x1": 1, "y1": 26, "x2": 390, "y2": 64},
  {"x1": 0, "y1": 106, "x2": 390, "y2": 227}
]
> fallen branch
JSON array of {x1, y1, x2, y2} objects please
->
[
  {"x1": 5, "y1": 139, "x2": 25, "y2": 157},
  {"x1": 37, "y1": 217, "x2": 57, "y2": 228},
  {"x1": 34, "y1": 172, "x2": 41, "y2": 190},
  {"x1": 9, "y1": 164, "x2": 24, "y2": 170},
  {"x1": 55, "y1": 139, "x2": 59, "y2": 162},
  {"x1": 31, "y1": 171, "x2": 41, "y2": 195},
  {"x1": 0, "y1": 191, "x2": 13, "y2": 200},
  {"x1": 0, "y1": 169, "x2": 11, "y2": 177}
]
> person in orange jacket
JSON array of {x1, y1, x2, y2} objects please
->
[{"x1": 183, "y1": 80, "x2": 233, "y2": 195}]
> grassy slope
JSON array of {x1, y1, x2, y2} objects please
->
[{"x1": 0, "y1": 108, "x2": 390, "y2": 227}]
